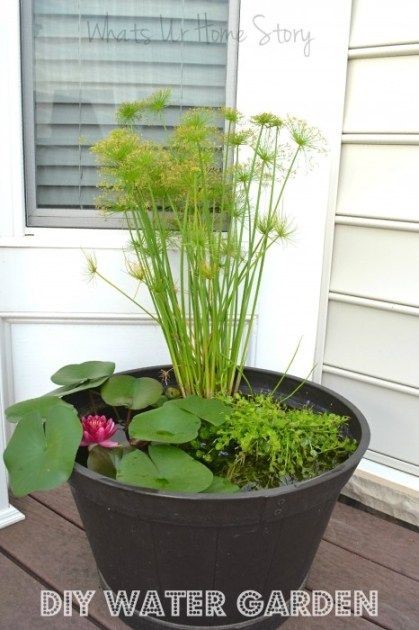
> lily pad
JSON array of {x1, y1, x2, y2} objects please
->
[
  {"x1": 87, "y1": 445, "x2": 126, "y2": 479},
  {"x1": 203, "y1": 476, "x2": 240, "y2": 494},
  {"x1": 3, "y1": 406, "x2": 82, "y2": 497},
  {"x1": 51, "y1": 360, "x2": 115, "y2": 386},
  {"x1": 129, "y1": 402, "x2": 200, "y2": 444},
  {"x1": 153, "y1": 395, "x2": 168, "y2": 408},
  {"x1": 48, "y1": 376, "x2": 110, "y2": 397},
  {"x1": 173, "y1": 395, "x2": 231, "y2": 426},
  {"x1": 5, "y1": 396, "x2": 72, "y2": 423},
  {"x1": 117, "y1": 444, "x2": 213, "y2": 492},
  {"x1": 101, "y1": 375, "x2": 163, "y2": 410}
]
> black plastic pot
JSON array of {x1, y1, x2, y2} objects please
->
[{"x1": 68, "y1": 366, "x2": 370, "y2": 629}]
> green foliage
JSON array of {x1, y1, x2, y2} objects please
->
[
  {"x1": 191, "y1": 394, "x2": 357, "y2": 489},
  {"x1": 90, "y1": 90, "x2": 325, "y2": 398},
  {"x1": 50, "y1": 377, "x2": 113, "y2": 397},
  {"x1": 3, "y1": 92, "x2": 332, "y2": 498},
  {"x1": 116, "y1": 89, "x2": 171, "y2": 125},
  {"x1": 49, "y1": 360, "x2": 115, "y2": 397},
  {"x1": 5, "y1": 395, "x2": 71, "y2": 423},
  {"x1": 170, "y1": 395, "x2": 231, "y2": 427},
  {"x1": 4, "y1": 404, "x2": 82, "y2": 496},
  {"x1": 2, "y1": 357, "x2": 357, "y2": 497},
  {"x1": 129, "y1": 395, "x2": 230, "y2": 443},
  {"x1": 51, "y1": 360, "x2": 115, "y2": 386},
  {"x1": 166, "y1": 387, "x2": 181, "y2": 400},
  {"x1": 129, "y1": 402, "x2": 201, "y2": 444},
  {"x1": 87, "y1": 445, "x2": 126, "y2": 479},
  {"x1": 2, "y1": 357, "x2": 234, "y2": 496},
  {"x1": 101, "y1": 375, "x2": 163, "y2": 410},
  {"x1": 117, "y1": 444, "x2": 213, "y2": 492},
  {"x1": 203, "y1": 476, "x2": 240, "y2": 494}
]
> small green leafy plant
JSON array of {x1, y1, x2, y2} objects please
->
[{"x1": 190, "y1": 394, "x2": 357, "y2": 489}]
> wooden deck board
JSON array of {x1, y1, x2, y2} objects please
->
[
  {"x1": 306, "y1": 540, "x2": 419, "y2": 629},
  {"x1": 0, "y1": 496, "x2": 126, "y2": 630},
  {"x1": 31, "y1": 485, "x2": 83, "y2": 529},
  {"x1": 324, "y1": 501, "x2": 419, "y2": 581},
  {"x1": 0, "y1": 551, "x2": 96, "y2": 629},
  {"x1": 1, "y1": 487, "x2": 417, "y2": 630}
]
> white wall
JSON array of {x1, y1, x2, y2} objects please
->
[{"x1": 236, "y1": 0, "x2": 352, "y2": 377}]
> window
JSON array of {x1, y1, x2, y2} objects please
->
[{"x1": 21, "y1": 0, "x2": 239, "y2": 228}]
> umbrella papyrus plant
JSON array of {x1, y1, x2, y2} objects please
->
[{"x1": 89, "y1": 90, "x2": 325, "y2": 398}]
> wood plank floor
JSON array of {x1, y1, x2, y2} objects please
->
[{"x1": 0, "y1": 485, "x2": 417, "y2": 629}]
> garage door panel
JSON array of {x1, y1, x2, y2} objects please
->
[
  {"x1": 330, "y1": 225, "x2": 419, "y2": 306},
  {"x1": 322, "y1": 371, "x2": 419, "y2": 467},
  {"x1": 337, "y1": 144, "x2": 419, "y2": 222},
  {"x1": 324, "y1": 301, "x2": 419, "y2": 387}
]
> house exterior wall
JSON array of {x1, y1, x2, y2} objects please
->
[{"x1": 315, "y1": 0, "x2": 419, "y2": 523}]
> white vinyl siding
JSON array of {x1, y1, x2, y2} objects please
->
[
  {"x1": 337, "y1": 143, "x2": 419, "y2": 222},
  {"x1": 319, "y1": 0, "x2": 419, "y2": 475},
  {"x1": 330, "y1": 223, "x2": 419, "y2": 306},
  {"x1": 323, "y1": 370, "x2": 419, "y2": 474},
  {"x1": 344, "y1": 54, "x2": 419, "y2": 133},
  {"x1": 324, "y1": 299, "x2": 419, "y2": 388}
]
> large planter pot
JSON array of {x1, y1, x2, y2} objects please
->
[{"x1": 68, "y1": 365, "x2": 370, "y2": 629}]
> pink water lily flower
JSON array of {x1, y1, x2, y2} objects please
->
[{"x1": 80, "y1": 415, "x2": 119, "y2": 448}]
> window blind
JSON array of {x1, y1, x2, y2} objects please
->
[{"x1": 24, "y1": 0, "x2": 231, "y2": 221}]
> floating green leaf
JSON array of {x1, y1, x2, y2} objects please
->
[
  {"x1": 101, "y1": 375, "x2": 163, "y2": 410},
  {"x1": 49, "y1": 376, "x2": 110, "y2": 398},
  {"x1": 153, "y1": 395, "x2": 168, "y2": 408},
  {"x1": 51, "y1": 360, "x2": 115, "y2": 386},
  {"x1": 117, "y1": 444, "x2": 213, "y2": 492},
  {"x1": 129, "y1": 402, "x2": 200, "y2": 444},
  {"x1": 5, "y1": 396, "x2": 72, "y2": 424},
  {"x1": 173, "y1": 395, "x2": 231, "y2": 426},
  {"x1": 3, "y1": 406, "x2": 82, "y2": 497},
  {"x1": 87, "y1": 445, "x2": 126, "y2": 479},
  {"x1": 203, "y1": 476, "x2": 240, "y2": 494}
]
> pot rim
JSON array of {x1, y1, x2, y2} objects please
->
[{"x1": 71, "y1": 365, "x2": 370, "y2": 501}]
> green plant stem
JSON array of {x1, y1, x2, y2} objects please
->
[{"x1": 91, "y1": 99, "x2": 322, "y2": 398}]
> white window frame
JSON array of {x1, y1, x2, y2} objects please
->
[{"x1": 17, "y1": 0, "x2": 241, "y2": 231}]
